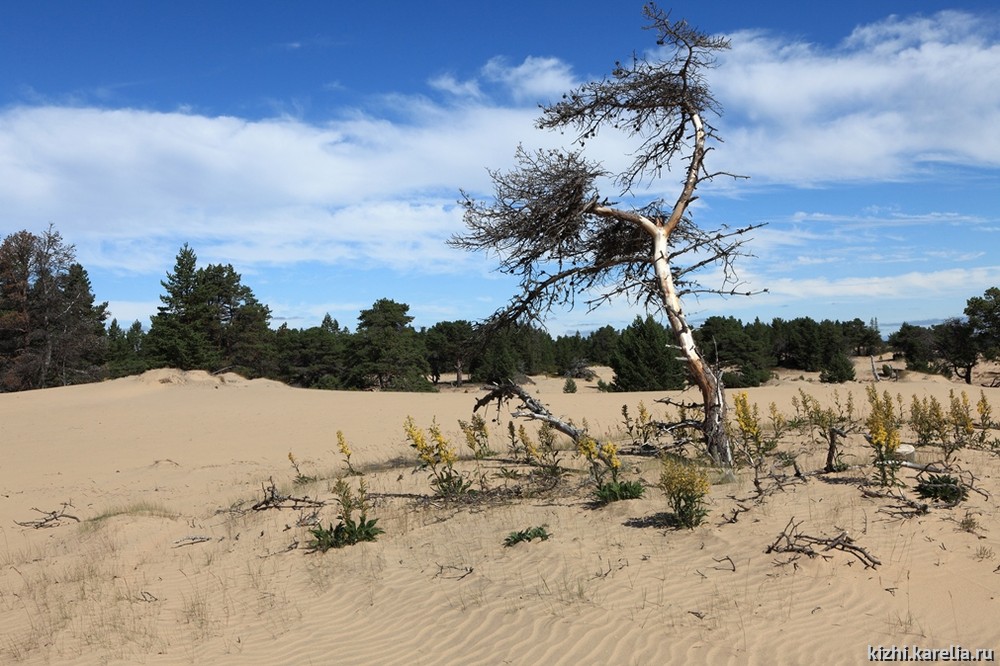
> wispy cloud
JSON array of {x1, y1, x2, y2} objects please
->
[{"x1": 709, "y1": 11, "x2": 1000, "y2": 184}]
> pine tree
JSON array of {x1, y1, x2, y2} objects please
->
[
  {"x1": 0, "y1": 226, "x2": 108, "y2": 390},
  {"x1": 611, "y1": 316, "x2": 685, "y2": 391},
  {"x1": 348, "y1": 299, "x2": 432, "y2": 391}
]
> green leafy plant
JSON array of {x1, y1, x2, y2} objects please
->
[
  {"x1": 658, "y1": 457, "x2": 710, "y2": 528},
  {"x1": 578, "y1": 436, "x2": 644, "y2": 503},
  {"x1": 308, "y1": 478, "x2": 383, "y2": 551},
  {"x1": 730, "y1": 392, "x2": 786, "y2": 490},
  {"x1": 594, "y1": 479, "x2": 646, "y2": 504},
  {"x1": 504, "y1": 525, "x2": 551, "y2": 547},
  {"x1": 914, "y1": 474, "x2": 968, "y2": 505},
  {"x1": 562, "y1": 377, "x2": 578, "y2": 393}
]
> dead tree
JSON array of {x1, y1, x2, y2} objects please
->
[{"x1": 450, "y1": 6, "x2": 763, "y2": 467}]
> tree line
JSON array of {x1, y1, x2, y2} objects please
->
[{"x1": 1, "y1": 228, "x2": 998, "y2": 393}]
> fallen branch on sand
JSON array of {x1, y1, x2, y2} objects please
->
[
  {"x1": 766, "y1": 517, "x2": 881, "y2": 569},
  {"x1": 475, "y1": 381, "x2": 583, "y2": 441},
  {"x1": 14, "y1": 501, "x2": 80, "y2": 528},
  {"x1": 251, "y1": 477, "x2": 325, "y2": 511}
]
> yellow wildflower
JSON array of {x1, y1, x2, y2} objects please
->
[
  {"x1": 600, "y1": 442, "x2": 621, "y2": 469},
  {"x1": 336, "y1": 430, "x2": 353, "y2": 459}
]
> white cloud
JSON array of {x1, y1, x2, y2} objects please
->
[
  {"x1": 709, "y1": 11, "x2": 1000, "y2": 184},
  {"x1": 481, "y1": 56, "x2": 578, "y2": 103}
]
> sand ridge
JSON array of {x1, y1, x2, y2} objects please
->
[{"x1": 2, "y1": 368, "x2": 1000, "y2": 664}]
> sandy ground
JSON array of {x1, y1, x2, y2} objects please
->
[{"x1": 2, "y1": 362, "x2": 1000, "y2": 665}]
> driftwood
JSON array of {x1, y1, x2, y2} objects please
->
[
  {"x1": 251, "y1": 477, "x2": 325, "y2": 511},
  {"x1": 14, "y1": 502, "x2": 80, "y2": 528},
  {"x1": 766, "y1": 518, "x2": 881, "y2": 568}
]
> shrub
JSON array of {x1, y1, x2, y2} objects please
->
[
  {"x1": 621, "y1": 402, "x2": 658, "y2": 448},
  {"x1": 730, "y1": 392, "x2": 793, "y2": 485},
  {"x1": 562, "y1": 377, "x2": 578, "y2": 393},
  {"x1": 944, "y1": 390, "x2": 975, "y2": 462},
  {"x1": 658, "y1": 457, "x2": 710, "y2": 528}
]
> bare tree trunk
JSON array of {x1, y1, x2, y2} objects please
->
[
  {"x1": 588, "y1": 111, "x2": 734, "y2": 468},
  {"x1": 652, "y1": 225, "x2": 732, "y2": 467}
]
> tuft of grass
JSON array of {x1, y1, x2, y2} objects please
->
[{"x1": 81, "y1": 501, "x2": 178, "y2": 531}]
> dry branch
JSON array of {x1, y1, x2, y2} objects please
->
[
  {"x1": 14, "y1": 501, "x2": 80, "y2": 528},
  {"x1": 251, "y1": 477, "x2": 326, "y2": 511},
  {"x1": 475, "y1": 381, "x2": 584, "y2": 442},
  {"x1": 861, "y1": 487, "x2": 930, "y2": 518},
  {"x1": 766, "y1": 518, "x2": 881, "y2": 568}
]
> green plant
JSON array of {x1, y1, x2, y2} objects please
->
[
  {"x1": 308, "y1": 478, "x2": 383, "y2": 551},
  {"x1": 578, "y1": 436, "x2": 644, "y2": 503},
  {"x1": 730, "y1": 392, "x2": 783, "y2": 490},
  {"x1": 594, "y1": 479, "x2": 645, "y2": 503},
  {"x1": 866, "y1": 386, "x2": 903, "y2": 487},
  {"x1": 658, "y1": 457, "x2": 710, "y2": 528},
  {"x1": 288, "y1": 451, "x2": 317, "y2": 485},
  {"x1": 944, "y1": 390, "x2": 975, "y2": 462},
  {"x1": 977, "y1": 391, "x2": 994, "y2": 429},
  {"x1": 622, "y1": 402, "x2": 659, "y2": 448},
  {"x1": 458, "y1": 415, "x2": 494, "y2": 459},
  {"x1": 792, "y1": 388, "x2": 857, "y2": 473},
  {"x1": 504, "y1": 525, "x2": 551, "y2": 547},
  {"x1": 562, "y1": 377, "x2": 578, "y2": 393},
  {"x1": 914, "y1": 474, "x2": 968, "y2": 504},
  {"x1": 405, "y1": 416, "x2": 473, "y2": 497}
]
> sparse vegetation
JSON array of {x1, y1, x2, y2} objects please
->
[
  {"x1": 307, "y1": 478, "x2": 383, "y2": 551},
  {"x1": 504, "y1": 526, "x2": 551, "y2": 547},
  {"x1": 405, "y1": 416, "x2": 474, "y2": 497},
  {"x1": 658, "y1": 457, "x2": 710, "y2": 528},
  {"x1": 578, "y1": 435, "x2": 644, "y2": 504},
  {"x1": 914, "y1": 474, "x2": 968, "y2": 505},
  {"x1": 866, "y1": 386, "x2": 903, "y2": 487}
]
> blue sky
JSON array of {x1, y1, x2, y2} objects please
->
[{"x1": 2, "y1": 1, "x2": 999, "y2": 335}]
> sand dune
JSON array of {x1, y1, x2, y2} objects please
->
[{"x1": 2, "y1": 368, "x2": 999, "y2": 664}]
